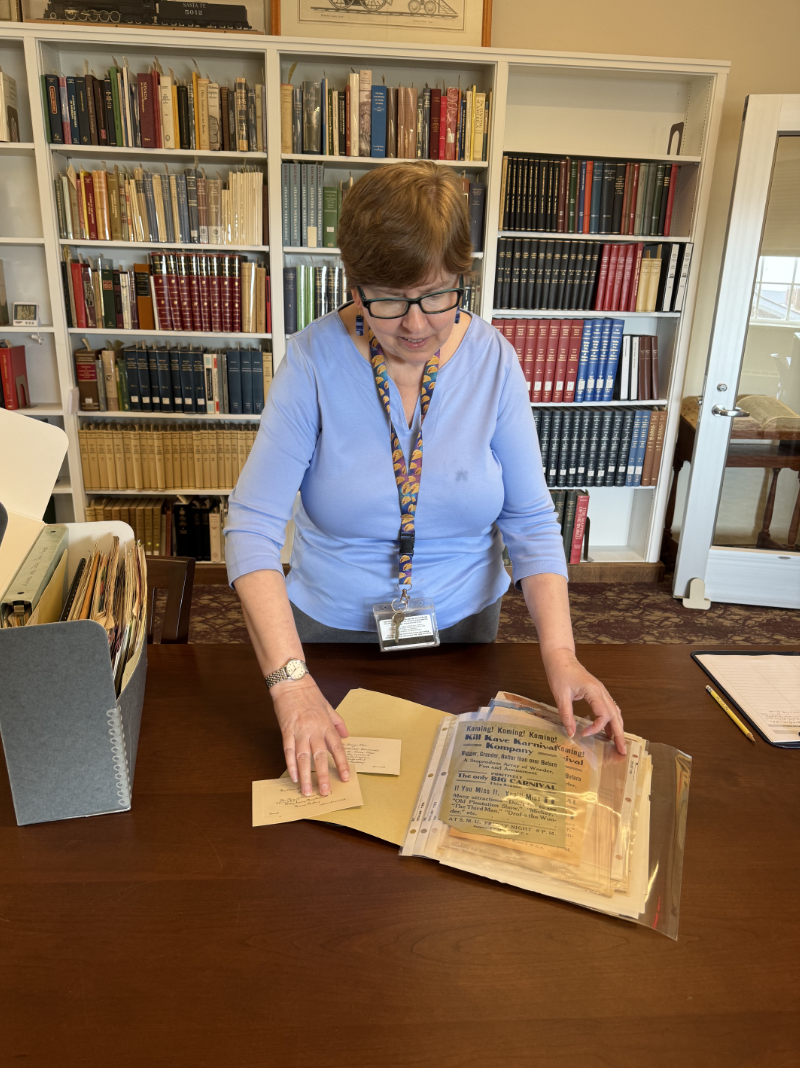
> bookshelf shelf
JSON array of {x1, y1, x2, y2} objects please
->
[
  {"x1": 67, "y1": 329, "x2": 272, "y2": 340},
  {"x1": 50, "y1": 145, "x2": 268, "y2": 164},
  {"x1": 78, "y1": 411, "x2": 262, "y2": 421},
  {"x1": 498, "y1": 232, "x2": 692, "y2": 244},
  {"x1": 0, "y1": 24, "x2": 727, "y2": 567},
  {"x1": 531, "y1": 399, "x2": 667, "y2": 408},
  {"x1": 280, "y1": 153, "x2": 488, "y2": 169},
  {"x1": 59, "y1": 240, "x2": 270, "y2": 253},
  {"x1": 52, "y1": 481, "x2": 72, "y2": 494}
]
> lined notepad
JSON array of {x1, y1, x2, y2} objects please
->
[{"x1": 695, "y1": 654, "x2": 800, "y2": 747}]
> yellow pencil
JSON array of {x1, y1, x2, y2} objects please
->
[{"x1": 706, "y1": 685, "x2": 756, "y2": 744}]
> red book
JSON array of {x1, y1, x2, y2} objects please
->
[
  {"x1": 618, "y1": 243, "x2": 636, "y2": 311},
  {"x1": 531, "y1": 321, "x2": 547, "y2": 402},
  {"x1": 542, "y1": 319, "x2": 561, "y2": 402},
  {"x1": 663, "y1": 164, "x2": 679, "y2": 236},
  {"x1": 609, "y1": 244, "x2": 626, "y2": 311},
  {"x1": 651, "y1": 336, "x2": 660, "y2": 399},
  {"x1": 345, "y1": 83, "x2": 351, "y2": 155},
  {"x1": 230, "y1": 255, "x2": 242, "y2": 333},
  {"x1": 165, "y1": 254, "x2": 182, "y2": 331},
  {"x1": 429, "y1": 88, "x2": 441, "y2": 160},
  {"x1": 220, "y1": 255, "x2": 232, "y2": 332},
  {"x1": 563, "y1": 319, "x2": 583, "y2": 403},
  {"x1": 491, "y1": 317, "x2": 503, "y2": 332},
  {"x1": 82, "y1": 174, "x2": 98, "y2": 241},
  {"x1": 522, "y1": 320, "x2": 537, "y2": 395},
  {"x1": 445, "y1": 88, "x2": 459, "y2": 161},
  {"x1": 138, "y1": 73, "x2": 157, "y2": 149},
  {"x1": 196, "y1": 254, "x2": 211, "y2": 332},
  {"x1": 266, "y1": 275, "x2": 272, "y2": 334},
  {"x1": 619, "y1": 164, "x2": 632, "y2": 235},
  {"x1": 70, "y1": 262, "x2": 87, "y2": 329},
  {"x1": 569, "y1": 494, "x2": 590, "y2": 564},
  {"x1": 552, "y1": 319, "x2": 571, "y2": 402},
  {"x1": 556, "y1": 159, "x2": 568, "y2": 233},
  {"x1": 628, "y1": 243, "x2": 644, "y2": 311},
  {"x1": 603, "y1": 244, "x2": 621, "y2": 311},
  {"x1": 209, "y1": 254, "x2": 222, "y2": 332},
  {"x1": 187, "y1": 254, "x2": 202, "y2": 331},
  {"x1": 438, "y1": 90, "x2": 447, "y2": 161},
  {"x1": 512, "y1": 318, "x2": 526, "y2": 370},
  {"x1": 0, "y1": 346, "x2": 29, "y2": 410},
  {"x1": 150, "y1": 253, "x2": 173, "y2": 331},
  {"x1": 582, "y1": 161, "x2": 593, "y2": 234},
  {"x1": 500, "y1": 318, "x2": 516, "y2": 345},
  {"x1": 593, "y1": 244, "x2": 612, "y2": 311},
  {"x1": 627, "y1": 163, "x2": 640, "y2": 235},
  {"x1": 175, "y1": 254, "x2": 194, "y2": 331}
]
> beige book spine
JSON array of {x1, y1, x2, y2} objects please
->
[
  {"x1": 159, "y1": 76, "x2": 176, "y2": 150},
  {"x1": 256, "y1": 266, "x2": 266, "y2": 334},
  {"x1": 192, "y1": 430, "x2": 204, "y2": 488},
  {"x1": 223, "y1": 429, "x2": 233, "y2": 488},
  {"x1": 183, "y1": 430, "x2": 195, "y2": 488},
  {"x1": 101, "y1": 351, "x2": 119, "y2": 411},
  {"x1": 92, "y1": 170, "x2": 111, "y2": 240},
  {"x1": 86, "y1": 430, "x2": 100, "y2": 489},
  {"x1": 198, "y1": 78, "x2": 210, "y2": 152},
  {"x1": 209, "y1": 510, "x2": 222, "y2": 562},
  {"x1": 178, "y1": 430, "x2": 189, "y2": 488},
  {"x1": 112, "y1": 430, "x2": 127, "y2": 488},
  {"x1": 130, "y1": 429, "x2": 144, "y2": 490},
  {"x1": 280, "y1": 84, "x2": 293, "y2": 154},
  {"x1": 146, "y1": 430, "x2": 157, "y2": 490},
  {"x1": 94, "y1": 429, "x2": 108, "y2": 489},
  {"x1": 123, "y1": 430, "x2": 135, "y2": 487},
  {"x1": 152, "y1": 174, "x2": 168, "y2": 243},
  {"x1": 646, "y1": 257, "x2": 662, "y2": 313},
  {"x1": 201, "y1": 429, "x2": 212, "y2": 488},
  {"x1": 263, "y1": 351, "x2": 273, "y2": 399},
  {"x1": 107, "y1": 171, "x2": 122, "y2": 241},
  {"x1": 78, "y1": 429, "x2": 92, "y2": 489},
  {"x1": 154, "y1": 431, "x2": 166, "y2": 490},
  {"x1": 208, "y1": 430, "x2": 218, "y2": 488},
  {"x1": 635, "y1": 258, "x2": 651, "y2": 312},
  {"x1": 236, "y1": 429, "x2": 247, "y2": 480},
  {"x1": 208, "y1": 82, "x2": 220, "y2": 152},
  {"x1": 163, "y1": 431, "x2": 174, "y2": 490}
]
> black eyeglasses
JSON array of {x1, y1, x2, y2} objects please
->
[{"x1": 357, "y1": 285, "x2": 463, "y2": 320}]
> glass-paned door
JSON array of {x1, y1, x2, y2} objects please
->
[{"x1": 674, "y1": 99, "x2": 800, "y2": 608}]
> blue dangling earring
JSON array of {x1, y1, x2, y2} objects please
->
[
  {"x1": 454, "y1": 306, "x2": 461, "y2": 324},
  {"x1": 355, "y1": 313, "x2": 364, "y2": 336}
]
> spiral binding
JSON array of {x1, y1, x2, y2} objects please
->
[{"x1": 106, "y1": 706, "x2": 131, "y2": 808}]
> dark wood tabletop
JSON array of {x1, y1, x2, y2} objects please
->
[{"x1": 1, "y1": 642, "x2": 798, "y2": 1068}]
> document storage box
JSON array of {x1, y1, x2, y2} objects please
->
[{"x1": 0, "y1": 408, "x2": 147, "y2": 826}]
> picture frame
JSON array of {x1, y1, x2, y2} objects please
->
[
  {"x1": 12, "y1": 302, "x2": 38, "y2": 327},
  {"x1": 272, "y1": 0, "x2": 491, "y2": 48}
]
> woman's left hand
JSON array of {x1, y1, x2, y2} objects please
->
[{"x1": 542, "y1": 648, "x2": 627, "y2": 755}]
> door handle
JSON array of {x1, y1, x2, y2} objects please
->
[{"x1": 711, "y1": 405, "x2": 750, "y2": 418}]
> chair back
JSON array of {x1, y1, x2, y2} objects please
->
[{"x1": 146, "y1": 556, "x2": 195, "y2": 644}]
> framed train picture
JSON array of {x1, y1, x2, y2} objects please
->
[{"x1": 273, "y1": 0, "x2": 491, "y2": 46}]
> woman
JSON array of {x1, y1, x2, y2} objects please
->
[{"x1": 226, "y1": 161, "x2": 625, "y2": 797}]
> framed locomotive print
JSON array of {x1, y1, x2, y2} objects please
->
[{"x1": 273, "y1": 0, "x2": 491, "y2": 47}]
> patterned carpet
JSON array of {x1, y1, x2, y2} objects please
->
[{"x1": 171, "y1": 578, "x2": 799, "y2": 645}]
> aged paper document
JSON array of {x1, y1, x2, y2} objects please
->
[
  {"x1": 253, "y1": 770, "x2": 362, "y2": 827},
  {"x1": 311, "y1": 689, "x2": 452, "y2": 845},
  {"x1": 344, "y1": 737, "x2": 401, "y2": 775},
  {"x1": 695, "y1": 653, "x2": 800, "y2": 745}
]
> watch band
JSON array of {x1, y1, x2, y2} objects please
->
[{"x1": 265, "y1": 658, "x2": 309, "y2": 689}]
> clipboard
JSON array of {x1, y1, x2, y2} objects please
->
[{"x1": 691, "y1": 650, "x2": 800, "y2": 749}]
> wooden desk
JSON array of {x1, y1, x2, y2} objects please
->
[{"x1": 1, "y1": 643, "x2": 798, "y2": 1068}]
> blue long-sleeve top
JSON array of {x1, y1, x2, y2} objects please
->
[{"x1": 224, "y1": 310, "x2": 567, "y2": 631}]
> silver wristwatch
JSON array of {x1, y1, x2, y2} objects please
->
[{"x1": 265, "y1": 658, "x2": 309, "y2": 689}]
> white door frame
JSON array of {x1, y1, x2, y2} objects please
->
[{"x1": 674, "y1": 94, "x2": 800, "y2": 608}]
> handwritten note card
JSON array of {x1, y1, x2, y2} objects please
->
[
  {"x1": 344, "y1": 737, "x2": 401, "y2": 775},
  {"x1": 252, "y1": 770, "x2": 362, "y2": 827}
]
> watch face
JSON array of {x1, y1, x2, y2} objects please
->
[{"x1": 285, "y1": 659, "x2": 307, "y2": 680}]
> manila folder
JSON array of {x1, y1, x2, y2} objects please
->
[{"x1": 311, "y1": 688, "x2": 452, "y2": 846}]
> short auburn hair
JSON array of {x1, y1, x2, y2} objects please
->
[{"x1": 337, "y1": 161, "x2": 474, "y2": 290}]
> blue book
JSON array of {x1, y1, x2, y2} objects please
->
[
  {"x1": 169, "y1": 347, "x2": 183, "y2": 412},
  {"x1": 226, "y1": 350, "x2": 242, "y2": 414},
  {"x1": 147, "y1": 349, "x2": 161, "y2": 411},
  {"x1": 632, "y1": 410, "x2": 652, "y2": 486},
  {"x1": 180, "y1": 348, "x2": 195, "y2": 413},
  {"x1": 625, "y1": 410, "x2": 645, "y2": 486},
  {"x1": 584, "y1": 319, "x2": 604, "y2": 402},
  {"x1": 602, "y1": 319, "x2": 625, "y2": 401},
  {"x1": 577, "y1": 161, "x2": 586, "y2": 233},
  {"x1": 65, "y1": 76, "x2": 80, "y2": 146},
  {"x1": 240, "y1": 349, "x2": 253, "y2": 414},
  {"x1": 591, "y1": 319, "x2": 613, "y2": 403},
  {"x1": 574, "y1": 319, "x2": 593, "y2": 403},
  {"x1": 156, "y1": 348, "x2": 173, "y2": 412},
  {"x1": 589, "y1": 162, "x2": 603, "y2": 235},
  {"x1": 192, "y1": 350, "x2": 206, "y2": 413},
  {"x1": 136, "y1": 348, "x2": 152, "y2": 412},
  {"x1": 252, "y1": 350, "x2": 264, "y2": 414},
  {"x1": 371, "y1": 85, "x2": 387, "y2": 158}
]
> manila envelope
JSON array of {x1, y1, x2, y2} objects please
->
[{"x1": 311, "y1": 688, "x2": 452, "y2": 846}]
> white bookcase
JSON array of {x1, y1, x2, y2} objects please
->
[{"x1": 1, "y1": 24, "x2": 728, "y2": 577}]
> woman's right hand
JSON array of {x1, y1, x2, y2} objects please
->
[{"x1": 270, "y1": 676, "x2": 350, "y2": 797}]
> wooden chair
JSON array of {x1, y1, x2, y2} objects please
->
[{"x1": 146, "y1": 556, "x2": 196, "y2": 644}]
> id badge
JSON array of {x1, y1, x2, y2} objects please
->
[{"x1": 373, "y1": 598, "x2": 440, "y2": 652}]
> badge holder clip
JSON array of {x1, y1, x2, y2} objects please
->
[{"x1": 373, "y1": 588, "x2": 440, "y2": 652}]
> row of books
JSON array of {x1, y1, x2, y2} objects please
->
[
  {"x1": 78, "y1": 424, "x2": 258, "y2": 492},
  {"x1": 86, "y1": 497, "x2": 228, "y2": 561},
  {"x1": 280, "y1": 164, "x2": 348, "y2": 248},
  {"x1": 75, "y1": 344, "x2": 273, "y2": 415},
  {"x1": 42, "y1": 68, "x2": 267, "y2": 153},
  {"x1": 500, "y1": 155, "x2": 681, "y2": 237},
  {"x1": 550, "y1": 488, "x2": 590, "y2": 565},
  {"x1": 62, "y1": 251, "x2": 272, "y2": 334},
  {"x1": 54, "y1": 165, "x2": 268, "y2": 247},
  {"x1": 495, "y1": 318, "x2": 661, "y2": 403},
  {"x1": 280, "y1": 75, "x2": 492, "y2": 162},
  {"x1": 494, "y1": 238, "x2": 691, "y2": 314},
  {"x1": 0, "y1": 344, "x2": 30, "y2": 410},
  {"x1": 535, "y1": 406, "x2": 666, "y2": 488}
]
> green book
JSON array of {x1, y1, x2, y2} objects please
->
[
  {"x1": 322, "y1": 187, "x2": 338, "y2": 248},
  {"x1": 567, "y1": 159, "x2": 579, "y2": 233},
  {"x1": 297, "y1": 264, "x2": 308, "y2": 330},
  {"x1": 108, "y1": 67, "x2": 123, "y2": 148}
]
